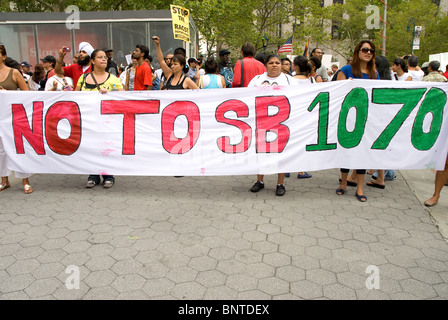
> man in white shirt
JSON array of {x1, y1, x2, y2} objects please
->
[{"x1": 406, "y1": 55, "x2": 424, "y2": 81}]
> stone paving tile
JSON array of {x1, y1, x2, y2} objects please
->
[{"x1": 0, "y1": 171, "x2": 447, "y2": 300}]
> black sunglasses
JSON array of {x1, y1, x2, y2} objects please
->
[{"x1": 360, "y1": 47, "x2": 375, "y2": 54}]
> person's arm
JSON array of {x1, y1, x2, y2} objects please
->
[
  {"x1": 337, "y1": 68, "x2": 347, "y2": 81},
  {"x1": 184, "y1": 77, "x2": 199, "y2": 89},
  {"x1": 75, "y1": 75, "x2": 83, "y2": 91},
  {"x1": 125, "y1": 68, "x2": 130, "y2": 91},
  {"x1": 219, "y1": 74, "x2": 226, "y2": 88},
  {"x1": 13, "y1": 69, "x2": 29, "y2": 91},
  {"x1": 55, "y1": 47, "x2": 68, "y2": 76},
  {"x1": 406, "y1": 76, "x2": 412, "y2": 81},
  {"x1": 152, "y1": 36, "x2": 172, "y2": 80},
  {"x1": 145, "y1": 67, "x2": 153, "y2": 90},
  {"x1": 232, "y1": 60, "x2": 241, "y2": 87}
]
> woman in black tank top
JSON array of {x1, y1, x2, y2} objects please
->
[{"x1": 152, "y1": 36, "x2": 198, "y2": 90}]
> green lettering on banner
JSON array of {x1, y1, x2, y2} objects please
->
[
  {"x1": 306, "y1": 92, "x2": 337, "y2": 151},
  {"x1": 337, "y1": 88, "x2": 368, "y2": 149},
  {"x1": 412, "y1": 87, "x2": 446, "y2": 150},
  {"x1": 371, "y1": 88, "x2": 426, "y2": 149}
]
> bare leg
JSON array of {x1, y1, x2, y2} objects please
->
[
  {"x1": 375, "y1": 170, "x2": 385, "y2": 185},
  {"x1": 347, "y1": 171, "x2": 357, "y2": 184},
  {"x1": 367, "y1": 169, "x2": 386, "y2": 188},
  {"x1": 257, "y1": 174, "x2": 264, "y2": 183},
  {"x1": 356, "y1": 174, "x2": 365, "y2": 196},
  {"x1": 425, "y1": 163, "x2": 448, "y2": 206},
  {"x1": 337, "y1": 171, "x2": 348, "y2": 195},
  {"x1": 277, "y1": 173, "x2": 285, "y2": 185}
]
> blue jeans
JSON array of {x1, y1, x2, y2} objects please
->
[{"x1": 372, "y1": 170, "x2": 395, "y2": 181}]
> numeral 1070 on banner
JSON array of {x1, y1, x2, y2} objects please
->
[{"x1": 307, "y1": 87, "x2": 446, "y2": 152}]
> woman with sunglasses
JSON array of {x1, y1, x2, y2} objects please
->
[
  {"x1": 0, "y1": 44, "x2": 34, "y2": 194},
  {"x1": 336, "y1": 40, "x2": 379, "y2": 202}
]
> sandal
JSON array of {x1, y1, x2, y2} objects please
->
[
  {"x1": 336, "y1": 188, "x2": 346, "y2": 195},
  {"x1": 0, "y1": 182, "x2": 11, "y2": 192},
  {"x1": 355, "y1": 193, "x2": 367, "y2": 202},
  {"x1": 366, "y1": 181, "x2": 385, "y2": 189},
  {"x1": 23, "y1": 184, "x2": 33, "y2": 194},
  {"x1": 339, "y1": 178, "x2": 357, "y2": 187}
]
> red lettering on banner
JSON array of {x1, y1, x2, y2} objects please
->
[
  {"x1": 255, "y1": 96, "x2": 290, "y2": 153},
  {"x1": 162, "y1": 101, "x2": 200, "y2": 154},
  {"x1": 12, "y1": 102, "x2": 45, "y2": 155},
  {"x1": 45, "y1": 101, "x2": 81, "y2": 155},
  {"x1": 216, "y1": 100, "x2": 252, "y2": 153},
  {"x1": 101, "y1": 100, "x2": 160, "y2": 155}
]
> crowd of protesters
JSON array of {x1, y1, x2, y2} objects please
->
[{"x1": 1, "y1": 39, "x2": 447, "y2": 204}]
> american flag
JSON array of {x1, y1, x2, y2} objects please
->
[{"x1": 277, "y1": 36, "x2": 293, "y2": 54}]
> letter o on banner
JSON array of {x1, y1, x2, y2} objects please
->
[
  {"x1": 45, "y1": 101, "x2": 82, "y2": 155},
  {"x1": 162, "y1": 101, "x2": 200, "y2": 154}
]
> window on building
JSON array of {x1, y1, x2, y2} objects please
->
[
  {"x1": 333, "y1": 0, "x2": 344, "y2": 4},
  {"x1": 332, "y1": 22, "x2": 341, "y2": 40}
]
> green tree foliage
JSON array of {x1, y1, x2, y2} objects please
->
[
  {"x1": 3, "y1": 0, "x2": 448, "y2": 63},
  {"x1": 289, "y1": 0, "x2": 332, "y2": 54}
]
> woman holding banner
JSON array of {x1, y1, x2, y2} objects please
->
[
  {"x1": 336, "y1": 40, "x2": 379, "y2": 202},
  {"x1": 248, "y1": 54, "x2": 298, "y2": 196},
  {"x1": 76, "y1": 49, "x2": 123, "y2": 188},
  {"x1": 152, "y1": 36, "x2": 198, "y2": 90},
  {"x1": 0, "y1": 44, "x2": 34, "y2": 194}
]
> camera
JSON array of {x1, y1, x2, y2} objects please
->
[{"x1": 63, "y1": 47, "x2": 71, "y2": 53}]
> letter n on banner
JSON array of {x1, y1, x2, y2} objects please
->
[
  {"x1": 255, "y1": 96, "x2": 290, "y2": 153},
  {"x1": 12, "y1": 102, "x2": 45, "y2": 155}
]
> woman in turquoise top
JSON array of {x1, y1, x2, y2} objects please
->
[
  {"x1": 201, "y1": 58, "x2": 225, "y2": 89},
  {"x1": 336, "y1": 40, "x2": 379, "y2": 202}
]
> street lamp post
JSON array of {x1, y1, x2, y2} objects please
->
[{"x1": 407, "y1": 17, "x2": 416, "y2": 55}]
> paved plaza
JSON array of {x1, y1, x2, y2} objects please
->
[{"x1": 0, "y1": 169, "x2": 448, "y2": 300}]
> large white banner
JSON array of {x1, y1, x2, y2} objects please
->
[{"x1": 1, "y1": 80, "x2": 448, "y2": 176}]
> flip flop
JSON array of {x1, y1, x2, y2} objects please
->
[
  {"x1": 0, "y1": 182, "x2": 11, "y2": 192},
  {"x1": 366, "y1": 181, "x2": 385, "y2": 189},
  {"x1": 297, "y1": 172, "x2": 312, "y2": 179},
  {"x1": 336, "y1": 188, "x2": 345, "y2": 195},
  {"x1": 23, "y1": 184, "x2": 33, "y2": 194},
  {"x1": 355, "y1": 193, "x2": 367, "y2": 202},
  {"x1": 339, "y1": 178, "x2": 357, "y2": 187}
]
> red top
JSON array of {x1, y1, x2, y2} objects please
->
[
  {"x1": 443, "y1": 71, "x2": 448, "y2": 81},
  {"x1": 62, "y1": 64, "x2": 92, "y2": 86},
  {"x1": 134, "y1": 62, "x2": 153, "y2": 90},
  {"x1": 232, "y1": 57, "x2": 266, "y2": 87}
]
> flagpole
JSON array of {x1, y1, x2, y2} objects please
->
[{"x1": 289, "y1": 35, "x2": 294, "y2": 62}]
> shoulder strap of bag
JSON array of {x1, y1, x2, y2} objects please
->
[{"x1": 90, "y1": 72, "x2": 101, "y2": 91}]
